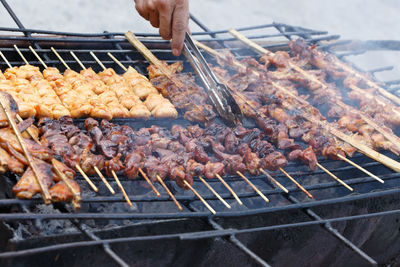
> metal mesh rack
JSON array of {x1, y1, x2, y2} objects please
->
[{"x1": 1, "y1": 0, "x2": 400, "y2": 266}]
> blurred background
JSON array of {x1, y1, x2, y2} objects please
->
[{"x1": 0, "y1": 0, "x2": 399, "y2": 81}]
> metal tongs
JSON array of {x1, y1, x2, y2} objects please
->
[{"x1": 182, "y1": 33, "x2": 242, "y2": 125}]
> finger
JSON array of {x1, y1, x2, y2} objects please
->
[
  {"x1": 171, "y1": 1, "x2": 189, "y2": 56},
  {"x1": 149, "y1": 10, "x2": 160, "y2": 28},
  {"x1": 135, "y1": 0, "x2": 150, "y2": 20},
  {"x1": 157, "y1": 0, "x2": 173, "y2": 40}
]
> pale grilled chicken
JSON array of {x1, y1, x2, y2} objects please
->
[{"x1": 122, "y1": 66, "x2": 158, "y2": 99}]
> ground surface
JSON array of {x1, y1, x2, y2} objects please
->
[{"x1": 0, "y1": 0, "x2": 399, "y2": 82}]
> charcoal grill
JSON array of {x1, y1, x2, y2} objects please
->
[{"x1": 1, "y1": 0, "x2": 400, "y2": 266}]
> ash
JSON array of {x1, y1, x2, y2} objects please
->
[{"x1": 8, "y1": 204, "x2": 77, "y2": 241}]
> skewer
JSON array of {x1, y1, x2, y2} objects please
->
[
  {"x1": 111, "y1": 170, "x2": 133, "y2": 206},
  {"x1": 316, "y1": 162, "x2": 354, "y2": 191},
  {"x1": 215, "y1": 173, "x2": 243, "y2": 205},
  {"x1": 156, "y1": 175, "x2": 183, "y2": 211},
  {"x1": 236, "y1": 171, "x2": 269, "y2": 203},
  {"x1": 198, "y1": 176, "x2": 231, "y2": 209},
  {"x1": 0, "y1": 93, "x2": 51, "y2": 203},
  {"x1": 183, "y1": 180, "x2": 216, "y2": 214},
  {"x1": 28, "y1": 46, "x2": 47, "y2": 69},
  {"x1": 0, "y1": 51, "x2": 12, "y2": 68},
  {"x1": 94, "y1": 166, "x2": 116, "y2": 194},
  {"x1": 51, "y1": 158, "x2": 81, "y2": 209},
  {"x1": 74, "y1": 164, "x2": 99, "y2": 192},
  {"x1": 51, "y1": 47, "x2": 71, "y2": 70},
  {"x1": 138, "y1": 168, "x2": 161, "y2": 197},
  {"x1": 107, "y1": 52, "x2": 127, "y2": 71},
  {"x1": 279, "y1": 168, "x2": 314, "y2": 199},
  {"x1": 13, "y1": 45, "x2": 29, "y2": 65},
  {"x1": 27, "y1": 47, "x2": 100, "y2": 192},
  {"x1": 259, "y1": 168, "x2": 289, "y2": 193},
  {"x1": 69, "y1": 51, "x2": 86, "y2": 70},
  {"x1": 336, "y1": 154, "x2": 384, "y2": 183},
  {"x1": 193, "y1": 40, "x2": 400, "y2": 173},
  {"x1": 89, "y1": 51, "x2": 106, "y2": 70}
]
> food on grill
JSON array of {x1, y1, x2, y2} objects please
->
[
  {"x1": 211, "y1": 47, "x2": 400, "y2": 161},
  {"x1": 148, "y1": 61, "x2": 216, "y2": 122},
  {"x1": 3, "y1": 65, "x2": 71, "y2": 119},
  {"x1": 0, "y1": 65, "x2": 177, "y2": 120},
  {"x1": 37, "y1": 116, "x2": 291, "y2": 189}
]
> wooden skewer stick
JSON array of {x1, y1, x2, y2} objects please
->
[
  {"x1": 51, "y1": 158, "x2": 81, "y2": 209},
  {"x1": 336, "y1": 154, "x2": 384, "y2": 183},
  {"x1": 0, "y1": 94, "x2": 51, "y2": 203},
  {"x1": 279, "y1": 168, "x2": 314, "y2": 199},
  {"x1": 107, "y1": 52, "x2": 127, "y2": 71},
  {"x1": 236, "y1": 171, "x2": 269, "y2": 203},
  {"x1": 198, "y1": 176, "x2": 231, "y2": 209},
  {"x1": 215, "y1": 173, "x2": 243, "y2": 205},
  {"x1": 259, "y1": 168, "x2": 289, "y2": 194},
  {"x1": 192, "y1": 40, "x2": 400, "y2": 173},
  {"x1": 94, "y1": 166, "x2": 115, "y2": 194},
  {"x1": 70, "y1": 51, "x2": 86, "y2": 70},
  {"x1": 183, "y1": 180, "x2": 216, "y2": 214},
  {"x1": 156, "y1": 175, "x2": 183, "y2": 211},
  {"x1": 138, "y1": 168, "x2": 161, "y2": 197},
  {"x1": 316, "y1": 162, "x2": 354, "y2": 191},
  {"x1": 75, "y1": 164, "x2": 98, "y2": 192},
  {"x1": 28, "y1": 46, "x2": 47, "y2": 69},
  {"x1": 111, "y1": 170, "x2": 133, "y2": 207},
  {"x1": 90, "y1": 51, "x2": 106, "y2": 71},
  {"x1": 51, "y1": 47, "x2": 71, "y2": 70},
  {"x1": 13, "y1": 45, "x2": 29, "y2": 65},
  {"x1": 0, "y1": 51, "x2": 12, "y2": 68},
  {"x1": 124, "y1": 31, "x2": 184, "y2": 87}
]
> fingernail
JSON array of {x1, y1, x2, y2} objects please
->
[{"x1": 172, "y1": 48, "x2": 179, "y2": 56}]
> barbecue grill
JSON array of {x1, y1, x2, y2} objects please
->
[{"x1": 1, "y1": 1, "x2": 400, "y2": 266}]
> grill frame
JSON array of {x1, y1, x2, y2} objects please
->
[{"x1": 0, "y1": 0, "x2": 400, "y2": 266}]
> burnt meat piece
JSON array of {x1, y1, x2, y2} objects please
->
[
  {"x1": 204, "y1": 161, "x2": 225, "y2": 179},
  {"x1": 124, "y1": 151, "x2": 144, "y2": 178}
]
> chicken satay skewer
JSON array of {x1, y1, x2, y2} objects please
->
[
  {"x1": 111, "y1": 170, "x2": 132, "y2": 207},
  {"x1": 69, "y1": 51, "x2": 86, "y2": 70},
  {"x1": 183, "y1": 180, "x2": 216, "y2": 214},
  {"x1": 0, "y1": 93, "x2": 51, "y2": 203},
  {"x1": 89, "y1": 51, "x2": 106, "y2": 70},
  {"x1": 0, "y1": 51, "x2": 12, "y2": 68},
  {"x1": 236, "y1": 171, "x2": 269, "y2": 203},
  {"x1": 138, "y1": 168, "x2": 161, "y2": 197},
  {"x1": 13, "y1": 45, "x2": 29, "y2": 65},
  {"x1": 198, "y1": 176, "x2": 231, "y2": 209},
  {"x1": 279, "y1": 168, "x2": 314, "y2": 199},
  {"x1": 156, "y1": 175, "x2": 183, "y2": 211},
  {"x1": 93, "y1": 166, "x2": 115, "y2": 194},
  {"x1": 215, "y1": 174, "x2": 243, "y2": 205},
  {"x1": 316, "y1": 163, "x2": 354, "y2": 191},
  {"x1": 107, "y1": 52, "x2": 128, "y2": 72},
  {"x1": 194, "y1": 41, "x2": 396, "y2": 175},
  {"x1": 259, "y1": 168, "x2": 289, "y2": 194},
  {"x1": 228, "y1": 29, "x2": 400, "y2": 153},
  {"x1": 50, "y1": 47, "x2": 71, "y2": 70},
  {"x1": 28, "y1": 47, "x2": 100, "y2": 192},
  {"x1": 336, "y1": 154, "x2": 384, "y2": 183}
]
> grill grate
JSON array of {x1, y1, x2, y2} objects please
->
[{"x1": 0, "y1": 0, "x2": 400, "y2": 266}]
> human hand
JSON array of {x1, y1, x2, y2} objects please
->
[{"x1": 134, "y1": 0, "x2": 189, "y2": 56}]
